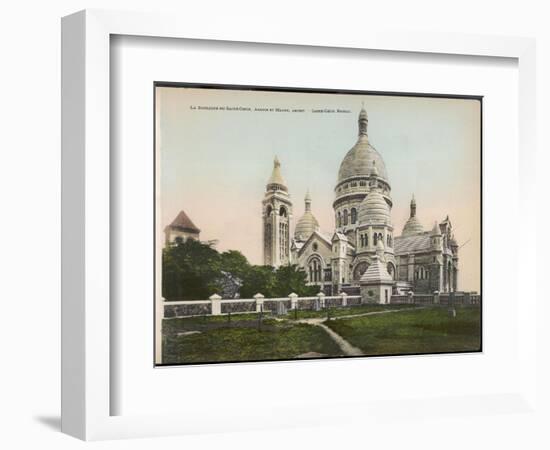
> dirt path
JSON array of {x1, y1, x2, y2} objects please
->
[
  {"x1": 316, "y1": 323, "x2": 363, "y2": 356},
  {"x1": 335, "y1": 306, "x2": 427, "y2": 320}
]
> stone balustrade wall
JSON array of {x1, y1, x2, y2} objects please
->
[{"x1": 162, "y1": 291, "x2": 479, "y2": 318}]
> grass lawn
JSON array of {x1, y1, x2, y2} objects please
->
[
  {"x1": 162, "y1": 315, "x2": 343, "y2": 364},
  {"x1": 326, "y1": 306, "x2": 481, "y2": 355},
  {"x1": 164, "y1": 312, "x2": 264, "y2": 332}
]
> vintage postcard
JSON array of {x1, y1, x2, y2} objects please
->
[{"x1": 155, "y1": 84, "x2": 482, "y2": 366}]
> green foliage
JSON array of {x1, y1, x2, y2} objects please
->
[
  {"x1": 162, "y1": 240, "x2": 314, "y2": 300},
  {"x1": 239, "y1": 264, "x2": 316, "y2": 298},
  {"x1": 163, "y1": 319, "x2": 343, "y2": 364},
  {"x1": 162, "y1": 239, "x2": 221, "y2": 300},
  {"x1": 274, "y1": 264, "x2": 318, "y2": 297},
  {"x1": 239, "y1": 265, "x2": 277, "y2": 298},
  {"x1": 219, "y1": 250, "x2": 250, "y2": 280},
  {"x1": 326, "y1": 306, "x2": 481, "y2": 355}
]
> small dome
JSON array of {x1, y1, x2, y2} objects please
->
[
  {"x1": 358, "y1": 190, "x2": 391, "y2": 225},
  {"x1": 402, "y1": 216, "x2": 424, "y2": 236},
  {"x1": 402, "y1": 194, "x2": 424, "y2": 236},
  {"x1": 294, "y1": 191, "x2": 320, "y2": 241},
  {"x1": 294, "y1": 212, "x2": 319, "y2": 241},
  {"x1": 431, "y1": 221, "x2": 441, "y2": 235}
]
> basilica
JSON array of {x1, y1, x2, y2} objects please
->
[{"x1": 262, "y1": 107, "x2": 460, "y2": 296}]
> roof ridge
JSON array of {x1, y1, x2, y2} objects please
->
[{"x1": 169, "y1": 210, "x2": 200, "y2": 233}]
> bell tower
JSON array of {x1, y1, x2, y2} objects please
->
[{"x1": 263, "y1": 157, "x2": 293, "y2": 267}]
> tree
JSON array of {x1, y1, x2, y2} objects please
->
[
  {"x1": 219, "y1": 250, "x2": 250, "y2": 280},
  {"x1": 162, "y1": 239, "x2": 221, "y2": 300},
  {"x1": 239, "y1": 265, "x2": 277, "y2": 299},
  {"x1": 273, "y1": 264, "x2": 318, "y2": 297},
  {"x1": 162, "y1": 239, "x2": 316, "y2": 300}
]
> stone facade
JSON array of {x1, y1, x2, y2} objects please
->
[
  {"x1": 262, "y1": 107, "x2": 460, "y2": 295},
  {"x1": 221, "y1": 301, "x2": 256, "y2": 314},
  {"x1": 262, "y1": 157, "x2": 293, "y2": 267},
  {"x1": 164, "y1": 302, "x2": 211, "y2": 317}
]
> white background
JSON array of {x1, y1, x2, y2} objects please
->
[
  {"x1": 113, "y1": 35, "x2": 519, "y2": 417},
  {"x1": 1, "y1": 0, "x2": 548, "y2": 449}
]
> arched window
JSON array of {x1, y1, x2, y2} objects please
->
[
  {"x1": 337, "y1": 212, "x2": 341, "y2": 227},
  {"x1": 360, "y1": 235, "x2": 364, "y2": 247},
  {"x1": 266, "y1": 205, "x2": 273, "y2": 216},
  {"x1": 279, "y1": 206, "x2": 287, "y2": 217},
  {"x1": 351, "y1": 208, "x2": 357, "y2": 224},
  {"x1": 314, "y1": 260, "x2": 318, "y2": 282},
  {"x1": 308, "y1": 258, "x2": 323, "y2": 283},
  {"x1": 387, "y1": 263, "x2": 395, "y2": 280},
  {"x1": 343, "y1": 209, "x2": 349, "y2": 226},
  {"x1": 353, "y1": 262, "x2": 369, "y2": 281},
  {"x1": 365, "y1": 234, "x2": 369, "y2": 247},
  {"x1": 373, "y1": 233, "x2": 378, "y2": 246}
]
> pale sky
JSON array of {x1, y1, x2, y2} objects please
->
[{"x1": 156, "y1": 86, "x2": 481, "y2": 292}]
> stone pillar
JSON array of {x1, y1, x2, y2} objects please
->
[
  {"x1": 448, "y1": 264, "x2": 453, "y2": 293},
  {"x1": 254, "y1": 293, "x2": 265, "y2": 312},
  {"x1": 340, "y1": 292, "x2": 348, "y2": 307},
  {"x1": 407, "y1": 254, "x2": 415, "y2": 282},
  {"x1": 210, "y1": 293, "x2": 222, "y2": 315},
  {"x1": 368, "y1": 226, "x2": 373, "y2": 249},
  {"x1": 453, "y1": 267, "x2": 458, "y2": 292},
  {"x1": 408, "y1": 291, "x2": 414, "y2": 304},
  {"x1": 289, "y1": 292, "x2": 298, "y2": 309},
  {"x1": 317, "y1": 291, "x2": 326, "y2": 308},
  {"x1": 433, "y1": 291, "x2": 440, "y2": 304}
]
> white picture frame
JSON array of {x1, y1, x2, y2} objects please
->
[{"x1": 61, "y1": 9, "x2": 537, "y2": 441}]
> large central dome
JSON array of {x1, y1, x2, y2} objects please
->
[{"x1": 337, "y1": 108, "x2": 389, "y2": 184}]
